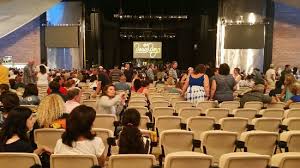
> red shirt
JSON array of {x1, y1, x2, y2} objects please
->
[{"x1": 47, "y1": 86, "x2": 67, "y2": 95}]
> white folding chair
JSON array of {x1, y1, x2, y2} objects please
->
[
  {"x1": 196, "y1": 101, "x2": 218, "y2": 111},
  {"x1": 108, "y1": 154, "x2": 156, "y2": 168},
  {"x1": 271, "y1": 152, "x2": 300, "y2": 168},
  {"x1": 259, "y1": 108, "x2": 285, "y2": 119},
  {"x1": 252, "y1": 118, "x2": 282, "y2": 132},
  {"x1": 284, "y1": 109, "x2": 300, "y2": 118},
  {"x1": 244, "y1": 101, "x2": 263, "y2": 110},
  {"x1": 232, "y1": 108, "x2": 258, "y2": 123},
  {"x1": 93, "y1": 114, "x2": 117, "y2": 132},
  {"x1": 34, "y1": 128, "x2": 65, "y2": 151},
  {"x1": 155, "y1": 116, "x2": 182, "y2": 136},
  {"x1": 279, "y1": 131, "x2": 300, "y2": 152},
  {"x1": 219, "y1": 152, "x2": 270, "y2": 168},
  {"x1": 282, "y1": 118, "x2": 300, "y2": 131},
  {"x1": 0, "y1": 153, "x2": 41, "y2": 168},
  {"x1": 289, "y1": 103, "x2": 300, "y2": 109},
  {"x1": 174, "y1": 101, "x2": 193, "y2": 113},
  {"x1": 219, "y1": 101, "x2": 240, "y2": 112},
  {"x1": 50, "y1": 154, "x2": 98, "y2": 168},
  {"x1": 92, "y1": 128, "x2": 114, "y2": 157},
  {"x1": 203, "y1": 108, "x2": 230, "y2": 122},
  {"x1": 187, "y1": 117, "x2": 215, "y2": 140},
  {"x1": 219, "y1": 117, "x2": 248, "y2": 136},
  {"x1": 178, "y1": 107, "x2": 202, "y2": 123}
]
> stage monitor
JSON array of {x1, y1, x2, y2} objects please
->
[
  {"x1": 224, "y1": 24, "x2": 265, "y2": 49},
  {"x1": 133, "y1": 41, "x2": 162, "y2": 59},
  {"x1": 45, "y1": 26, "x2": 79, "y2": 48}
]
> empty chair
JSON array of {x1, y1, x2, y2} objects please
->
[
  {"x1": 174, "y1": 101, "x2": 193, "y2": 113},
  {"x1": 0, "y1": 153, "x2": 41, "y2": 168},
  {"x1": 92, "y1": 128, "x2": 114, "y2": 157},
  {"x1": 130, "y1": 97, "x2": 147, "y2": 102},
  {"x1": 82, "y1": 100, "x2": 97, "y2": 110},
  {"x1": 155, "y1": 116, "x2": 182, "y2": 135},
  {"x1": 128, "y1": 100, "x2": 147, "y2": 107},
  {"x1": 284, "y1": 109, "x2": 300, "y2": 118},
  {"x1": 219, "y1": 101, "x2": 240, "y2": 112},
  {"x1": 153, "y1": 107, "x2": 175, "y2": 120},
  {"x1": 150, "y1": 101, "x2": 170, "y2": 110},
  {"x1": 200, "y1": 130, "x2": 238, "y2": 162},
  {"x1": 219, "y1": 117, "x2": 248, "y2": 136},
  {"x1": 150, "y1": 96, "x2": 166, "y2": 103},
  {"x1": 244, "y1": 101, "x2": 263, "y2": 110},
  {"x1": 232, "y1": 108, "x2": 258, "y2": 123},
  {"x1": 50, "y1": 154, "x2": 98, "y2": 168},
  {"x1": 178, "y1": 107, "x2": 202, "y2": 123},
  {"x1": 34, "y1": 128, "x2": 65, "y2": 151},
  {"x1": 131, "y1": 93, "x2": 146, "y2": 97},
  {"x1": 170, "y1": 97, "x2": 185, "y2": 107},
  {"x1": 164, "y1": 151, "x2": 213, "y2": 168},
  {"x1": 271, "y1": 152, "x2": 300, "y2": 168},
  {"x1": 81, "y1": 92, "x2": 91, "y2": 100},
  {"x1": 252, "y1": 118, "x2": 282, "y2": 132},
  {"x1": 279, "y1": 131, "x2": 300, "y2": 152},
  {"x1": 239, "y1": 131, "x2": 278, "y2": 155},
  {"x1": 282, "y1": 118, "x2": 300, "y2": 131},
  {"x1": 203, "y1": 108, "x2": 230, "y2": 122},
  {"x1": 289, "y1": 103, "x2": 300, "y2": 109},
  {"x1": 219, "y1": 152, "x2": 270, "y2": 168},
  {"x1": 196, "y1": 101, "x2": 218, "y2": 111},
  {"x1": 127, "y1": 106, "x2": 148, "y2": 116},
  {"x1": 93, "y1": 114, "x2": 117, "y2": 132},
  {"x1": 265, "y1": 102, "x2": 285, "y2": 109},
  {"x1": 140, "y1": 116, "x2": 151, "y2": 130},
  {"x1": 259, "y1": 108, "x2": 285, "y2": 118},
  {"x1": 187, "y1": 117, "x2": 215, "y2": 140},
  {"x1": 108, "y1": 154, "x2": 156, "y2": 168},
  {"x1": 160, "y1": 130, "x2": 194, "y2": 156}
]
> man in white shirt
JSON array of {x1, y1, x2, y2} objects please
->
[
  {"x1": 65, "y1": 87, "x2": 81, "y2": 113},
  {"x1": 169, "y1": 61, "x2": 178, "y2": 81},
  {"x1": 265, "y1": 64, "x2": 276, "y2": 89}
]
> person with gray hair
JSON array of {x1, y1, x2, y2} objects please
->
[
  {"x1": 168, "y1": 61, "x2": 178, "y2": 81},
  {"x1": 266, "y1": 64, "x2": 276, "y2": 89},
  {"x1": 23, "y1": 61, "x2": 36, "y2": 85},
  {"x1": 240, "y1": 84, "x2": 278, "y2": 107}
]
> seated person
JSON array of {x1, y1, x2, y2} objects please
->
[
  {"x1": 54, "y1": 105, "x2": 105, "y2": 166},
  {"x1": 286, "y1": 81, "x2": 300, "y2": 108},
  {"x1": 0, "y1": 91, "x2": 20, "y2": 127},
  {"x1": 269, "y1": 81, "x2": 283, "y2": 97},
  {"x1": 118, "y1": 108, "x2": 146, "y2": 154},
  {"x1": 20, "y1": 84, "x2": 40, "y2": 105},
  {"x1": 114, "y1": 75, "x2": 130, "y2": 92},
  {"x1": 0, "y1": 107, "x2": 52, "y2": 154},
  {"x1": 47, "y1": 76, "x2": 67, "y2": 96},
  {"x1": 240, "y1": 84, "x2": 277, "y2": 107},
  {"x1": 0, "y1": 84, "x2": 9, "y2": 95},
  {"x1": 65, "y1": 87, "x2": 81, "y2": 114},
  {"x1": 48, "y1": 81, "x2": 67, "y2": 101}
]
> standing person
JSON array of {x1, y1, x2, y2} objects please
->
[
  {"x1": 124, "y1": 63, "x2": 133, "y2": 82},
  {"x1": 210, "y1": 63, "x2": 236, "y2": 102},
  {"x1": 109, "y1": 65, "x2": 123, "y2": 83},
  {"x1": 266, "y1": 64, "x2": 276, "y2": 89},
  {"x1": 146, "y1": 64, "x2": 155, "y2": 81},
  {"x1": 23, "y1": 61, "x2": 36, "y2": 85},
  {"x1": 169, "y1": 61, "x2": 178, "y2": 81},
  {"x1": 233, "y1": 68, "x2": 241, "y2": 83},
  {"x1": 280, "y1": 64, "x2": 292, "y2": 86},
  {"x1": 0, "y1": 59, "x2": 9, "y2": 85},
  {"x1": 36, "y1": 65, "x2": 49, "y2": 87},
  {"x1": 182, "y1": 64, "x2": 210, "y2": 104},
  {"x1": 180, "y1": 67, "x2": 193, "y2": 83}
]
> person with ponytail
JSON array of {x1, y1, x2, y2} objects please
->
[
  {"x1": 118, "y1": 108, "x2": 146, "y2": 154},
  {"x1": 54, "y1": 105, "x2": 105, "y2": 166}
]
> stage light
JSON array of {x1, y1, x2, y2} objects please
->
[{"x1": 248, "y1": 13, "x2": 256, "y2": 25}]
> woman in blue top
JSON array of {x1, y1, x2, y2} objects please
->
[{"x1": 182, "y1": 64, "x2": 210, "y2": 105}]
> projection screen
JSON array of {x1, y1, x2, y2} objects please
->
[{"x1": 133, "y1": 41, "x2": 162, "y2": 59}]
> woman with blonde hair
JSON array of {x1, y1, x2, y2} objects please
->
[
  {"x1": 286, "y1": 81, "x2": 300, "y2": 107},
  {"x1": 279, "y1": 74, "x2": 296, "y2": 102},
  {"x1": 37, "y1": 94, "x2": 66, "y2": 129}
]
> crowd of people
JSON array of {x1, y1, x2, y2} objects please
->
[{"x1": 0, "y1": 58, "x2": 300, "y2": 167}]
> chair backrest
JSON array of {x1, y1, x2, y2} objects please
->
[
  {"x1": 240, "y1": 131, "x2": 278, "y2": 155},
  {"x1": 160, "y1": 130, "x2": 194, "y2": 155},
  {"x1": 187, "y1": 117, "x2": 215, "y2": 140},
  {"x1": 34, "y1": 128, "x2": 65, "y2": 151},
  {"x1": 271, "y1": 152, "x2": 300, "y2": 168},
  {"x1": 150, "y1": 101, "x2": 170, "y2": 110},
  {"x1": 280, "y1": 131, "x2": 300, "y2": 152},
  {"x1": 259, "y1": 108, "x2": 284, "y2": 119},
  {"x1": 219, "y1": 101, "x2": 240, "y2": 112},
  {"x1": 174, "y1": 101, "x2": 193, "y2": 113},
  {"x1": 205, "y1": 108, "x2": 230, "y2": 122},
  {"x1": 170, "y1": 97, "x2": 185, "y2": 106},
  {"x1": 252, "y1": 118, "x2": 282, "y2": 132},
  {"x1": 93, "y1": 114, "x2": 117, "y2": 132},
  {"x1": 164, "y1": 151, "x2": 213, "y2": 168},
  {"x1": 127, "y1": 106, "x2": 148, "y2": 116},
  {"x1": 219, "y1": 117, "x2": 248, "y2": 136},
  {"x1": 153, "y1": 107, "x2": 175, "y2": 119},
  {"x1": 179, "y1": 107, "x2": 202, "y2": 123},
  {"x1": 0, "y1": 153, "x2": 41, "y2": 168},
  {"x1": 232, "y1": 108, "x2": 258, "y2": 123},
  {"x1": 50, "y1": 154, "x2": 98, "y2": 168},
  {"x1": 130, "y1": 97, "x2": 147, "y2": 102},
  {"x1": 219, "y1": 152, "x2": 270, "y2": 168},
  {"x1": 196, "y1": 101, "x2": 218, "y2": 111},
  {"x1": 284, "y1": 109, "x2": 300, "y2": 118},
  {"x1": 128, "y1": 100, "x2": 147, "y2": 107},
  {"x1": 289, "y1": 103, "x2": 300, "y2": 109},
  {"x1": 131, "y1": 93, "x2": 146, "y2": 97},
  {"x1": 150, "y1": 96, "x2": 166, "y2": 103},
  {"x1": 155, "y1": 116, "x2": 182, "y2": 135},
  {"x1": 265, "y1": 102, "x2": 285, "y2": 109},
  {"x1": 282, "y1": 118, "x2": 300, "y2": 131},
  {"x1": 82, "y1": 100, "x2": 97, "y2": 110},
  {"x1": 140, "y1": 116, "x2": 151, "y2": 130},
  {"x1": 109, "y1": 154, "x2": 155, "y2": 168},
  {"x1": 200, "y1": 130, "x2": 238, "y2": 162},
  {"x1": 244, "y1": 101, "x2": 263, "y2": 110},
  {"x1": 92, "y1": 128, "x2": 114, "y2": 157}
]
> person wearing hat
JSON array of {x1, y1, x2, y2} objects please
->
[
  {"x1": 240, "y1": 84, "x2": 278, "y2": 107},
  {"x1": 0, "y1": 58, "x2": 9, "y2": 85},
  {"x1": 265, "y1": 64, "x2": 276, "y2": 89}
]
